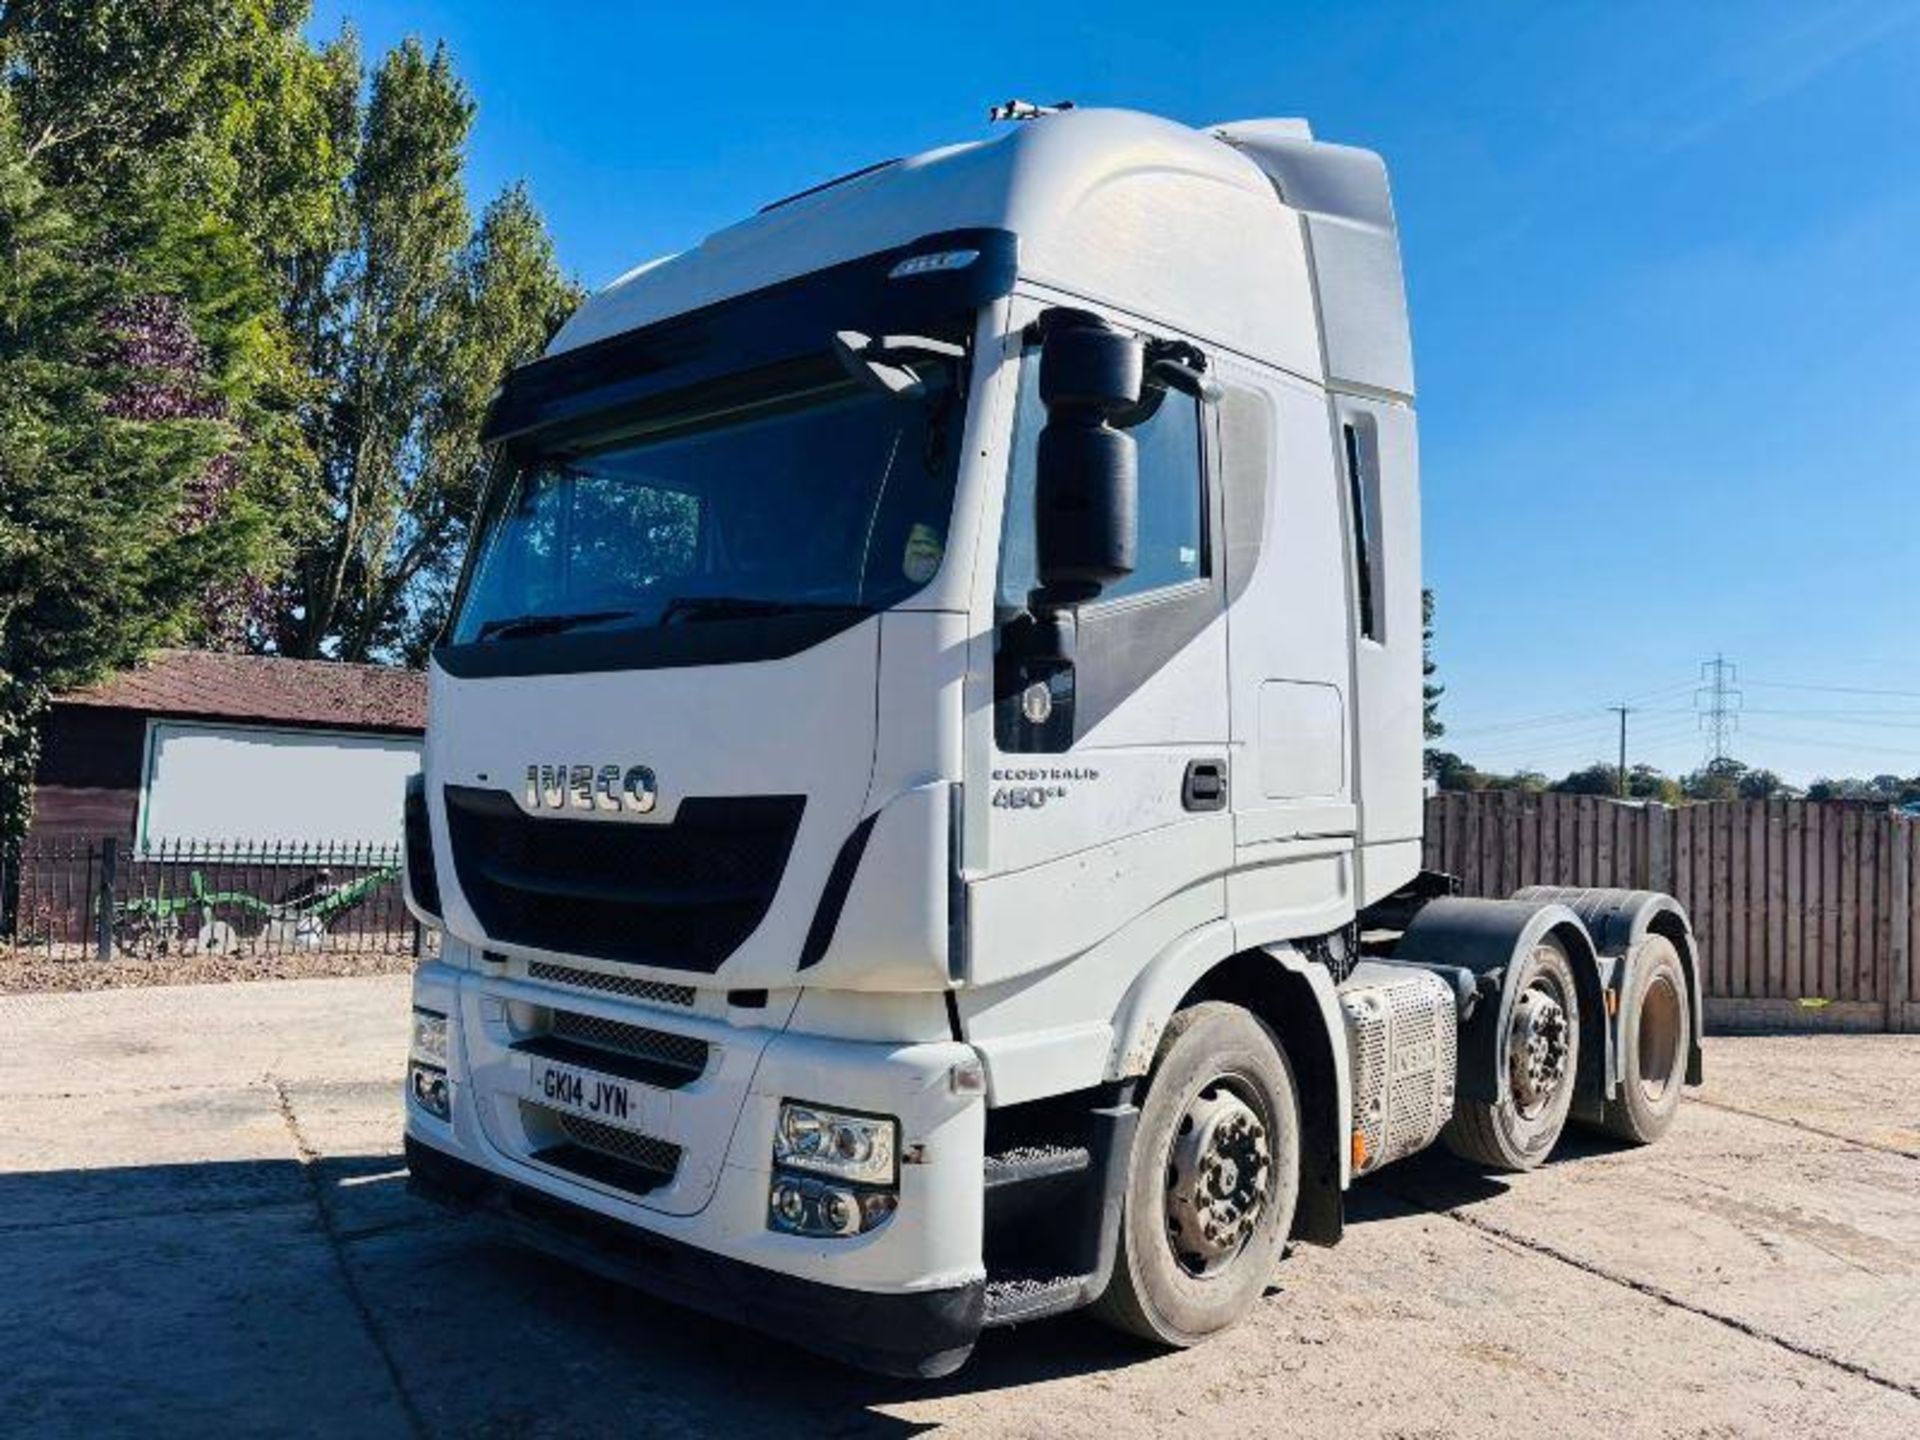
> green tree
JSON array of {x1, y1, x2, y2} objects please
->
[
  {"x1": 1427, "y1": 750, "x2": 1547, "y2": 793},
  {"x1": 1551, "y1": 763, "x2": 1620, "y2": 797},
  {"x1": 1547, "y1": 761, "x2": 1681, "y2": 803},
  {"x1": 1421, "y1": 587, "x2": 1443, "y2": 742},
  {"x1": 3, "y1": 0, "x2": 355, "y2": 262},
  {"x1": 3, "y1": 0, "x2": 353, "y2": 644},
  {"x1": 7, "y1": 5, "x2": 574, "y2": 662},
  {"x1": 1626, "y1": 763, "x2": 1683, "y2": 805},
  {"x1": 1736, "y1": 767, "x2": 1788, "y2": 800},
  {"x1": 0, "y1": 4, "x2": 575, "y2": 860},
  {"x1": 278, "y1": 40, "x2": 578, "y2": 661},
  {"x1": 0, "y1": 95, "x2": 271, "y2": 856},
  {"x1": 1683, "y1": 757, "x2": 1747, "y2": 801},
  {"x1": 1426, "y1": 749, "x2": 1480, "y2": 790}
]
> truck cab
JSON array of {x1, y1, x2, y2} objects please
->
[{"x1": 402, "y1": 107, "x2": 1702, "y2": 1377}]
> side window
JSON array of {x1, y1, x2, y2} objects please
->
[
  {"x1": 997, "y1": 354, "x2": 1207, "y2": 610},
  {"x1": 1342, "y1": 419, "x2": 1382, "y2": 641}
]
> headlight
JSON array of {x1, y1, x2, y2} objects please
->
[
  {"x1": 773, "y1": 1101, "x2": 897, "y2": 1185},
  {"x1": 411, "y1": 1008, "x2": 449, "y2": 1066}
]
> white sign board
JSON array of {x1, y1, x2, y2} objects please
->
[{"x1": 141, "y1": 721, "x2": 421, "y2": 849}]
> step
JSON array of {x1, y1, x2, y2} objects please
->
[
  {"x1": 982, "y1": 1143, "x2": 1092, "y2": 1190},
  {"x1": 984, "y1": 1270, "x2": 1093, "y2": 1326}
]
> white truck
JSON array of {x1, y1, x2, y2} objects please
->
[{"x1": 400, "y1": 106, "x2": 1703, "y2": 1377}]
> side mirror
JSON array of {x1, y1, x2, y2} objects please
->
[{"x1": 1032, "y1": 311, "x2": 1142, "y2": 609}]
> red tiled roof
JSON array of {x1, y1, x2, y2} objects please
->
[{"x1": 58, "y1": 650, "x2": 426, "y2": 732}]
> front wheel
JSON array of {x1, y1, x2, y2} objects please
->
[
  {"x1": 1443, "y1": 936, "x2": 1581, "y2": 1171},
  {"x1": 1091, "y1": 1002, "x2": 1300, "y2": 1347}
]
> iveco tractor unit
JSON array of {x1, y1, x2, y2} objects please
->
[{"x1": 400, "y1": 106, "x2": 1703, "y2": 1377}]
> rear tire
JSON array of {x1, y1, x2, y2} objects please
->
[
  {"x1": 1443, "y1": 937, "x2": 1580, "y2": 1172},
  {"x1": 1598, "y1": 935, "x2": 1690, "y2": 1143},
  {"x1": 1091, "y1": 1002, "x2": 1300, "y2": 1347}
]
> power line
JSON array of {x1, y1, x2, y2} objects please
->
[
  {"x1": 1746, "y1": 679, "x2": 1920, "y2": 700},
  {"x1": 1737, "y1": 709, "x2": 1920, "y2": 729},
  {"x1": 1443, "y1": 679, "x2": 1696, "y2": 738},
  {"x1": 1739, "y1": 729, "x2": 1920, "y2": 760}
]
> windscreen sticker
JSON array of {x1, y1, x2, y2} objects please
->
[{"x1": 902, "y1": 523, "x2": 945, "y2": 583}]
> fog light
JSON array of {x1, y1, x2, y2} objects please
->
[
  {"x1": 819, "y1": 1188, "x2": 855, "y2": 1235},
  {"x1": 772, "y1": 1179, "x2": 808, "y2": 1227},
  {"x1": 409, "y1": 1062, "x2": 451, "y2": 1120},
  {"x1": 767, "y1": 1172, "x2": 894, "y2": 1238}
]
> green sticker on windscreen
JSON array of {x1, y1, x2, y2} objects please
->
[{"x1": 903, "y1": 523, "x2": 944, "y2": 583}]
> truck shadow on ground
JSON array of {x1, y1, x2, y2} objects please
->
[{"x1": 0, "y1": 1137, "x2": 1635, "y2": 1437}]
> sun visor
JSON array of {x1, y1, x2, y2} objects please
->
[{"x1": 483, "y1": 229, "x2": 1017, "y2": 446}]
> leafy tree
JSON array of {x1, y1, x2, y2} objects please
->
[
  {"x1": 3, "y1": 0, "x2": 354, "y2": 261},
  {"x1": 1627, "y1": 763, "x2": 1683, "y2": 805},
  {"x1": 1545, "y1": 761, "x2": 1683, "y2": 803},
  {"x1": 0, "y1": 95, "x2": 271, "y2": 856},
  {"x1": 1551, "y1": 763, "x2": 1620, "y2": 796},
  {"x1": 7, "y1": 5, "x2": 574, "y2": 662},
  {"x1": 1807, "y1": 774, "x2": 1920, "y2": 804},
  {"x1": 1427, "y1": 751, "x2": 1546, "y2": 793},
  {"x1": 0, "y1": 4, "x2": 575, "y2": 860},
  {"x1": 276, "y1": 40, "x2": 579, "y2": 661},
  {"x1": 1736, "y1": 767, "x2": 1789, "y2": 800},
  {"x1": 1421, "y1": 587, "x2": 1443, "y2": 742},
  {"x1": 1683, "y1": 757, "x2": 1748, "y2": 801},
  {"x1": 3, "y1": 1, "x2": 354, "y2": 644},
  {"x1": 1426, "y1": 749, "x2": 1478, "y2": 790}
]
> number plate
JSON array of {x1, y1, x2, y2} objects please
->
[{"x1": 529, "y1": 1057, "x2": 644, "y2": 1128}]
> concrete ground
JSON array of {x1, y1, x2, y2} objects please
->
[{"x1": 2, "y1": 977, "x2": 1917, "y2": 1439}]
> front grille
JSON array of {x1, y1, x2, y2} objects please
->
[
  {"x1": 521, "y1": 1100, "x2": 682, "y2": 1195},
  {"x1": 550, "y1": 1009, "x2": 709, "y2": 1076},
  {"x1": 444, "y1": 787, "x2": 805, "y2": 972},
  {"x1": 527, "y1": 960, "x2": 696, "y2": 1008}
]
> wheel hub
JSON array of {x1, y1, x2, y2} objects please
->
[
  {"x1": 1508, "y1": 985, "x2": 1570, "y2": 1118},
  {"x1": 1637, "y1": 973, "x2": 1682, "y2": 1100},
  {"x1": 1166, "y1": 1086, "x2": 1270, "y2": 1277}
]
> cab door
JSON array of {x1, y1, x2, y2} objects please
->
[{"x1": 961, "y1": 300, "x2": 1233, "y2": 989}]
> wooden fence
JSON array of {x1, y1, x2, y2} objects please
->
[{"x1": 1423, "y1": 793, "x2": 1918, "y2": 1033}]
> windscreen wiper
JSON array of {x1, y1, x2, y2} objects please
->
[
  {"x1": 476, "y1": 609, "x2": 636, "y2": 642},
  {"x1": 657, "y1": 596, "x2": 864, "y2": 626}
]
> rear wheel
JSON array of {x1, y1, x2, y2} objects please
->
[
  {"x1": 1091, "y1": 1002, "x2": 1300, "y2": 1347},
  {"x1": 1443, "y1": 937, "x2": 1580, "y2": 1171},
  {"x1": 1598, "y1": 935, "x2": 1690, "y2": 1143}
]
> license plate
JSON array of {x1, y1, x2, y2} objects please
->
[{"x1": 529, "y1": 1057, "x2": 643, "y2": 1127}]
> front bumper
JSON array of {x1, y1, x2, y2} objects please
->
[
  {"x1": 407, "y1": 1136, "x2": 985, "y2": 1377},
  {"x1": 407, "y1": 960, "x2": 989, "y2": 1376}
]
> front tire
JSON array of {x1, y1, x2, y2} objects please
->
[
  {"x1": 1443, "y1": 936, "x2": 1581, "y2": 1171},
  {"x1": 1091, "y1": 1002, "x2": 1300, "y2": 1347}
]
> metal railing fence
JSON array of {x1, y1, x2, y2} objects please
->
[{"x1": 2, "y1": 836, "x2": 416, "y2": 961}]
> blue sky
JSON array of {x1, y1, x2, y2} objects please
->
[{"x1": 314, "y1": 1, "x2": 1920, "y2": 784}]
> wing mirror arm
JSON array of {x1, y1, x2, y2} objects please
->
[{"x1": 1148, "y1": 356, "x2": 1221, "y2": 403}]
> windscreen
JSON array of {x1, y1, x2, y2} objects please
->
[{"x1": 450, "y1": 366, "x2": 963, "y2": 646}]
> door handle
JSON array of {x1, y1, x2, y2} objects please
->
[{"x1": 1183, "y1": 759, "x2": 1228, "y2": 812}]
